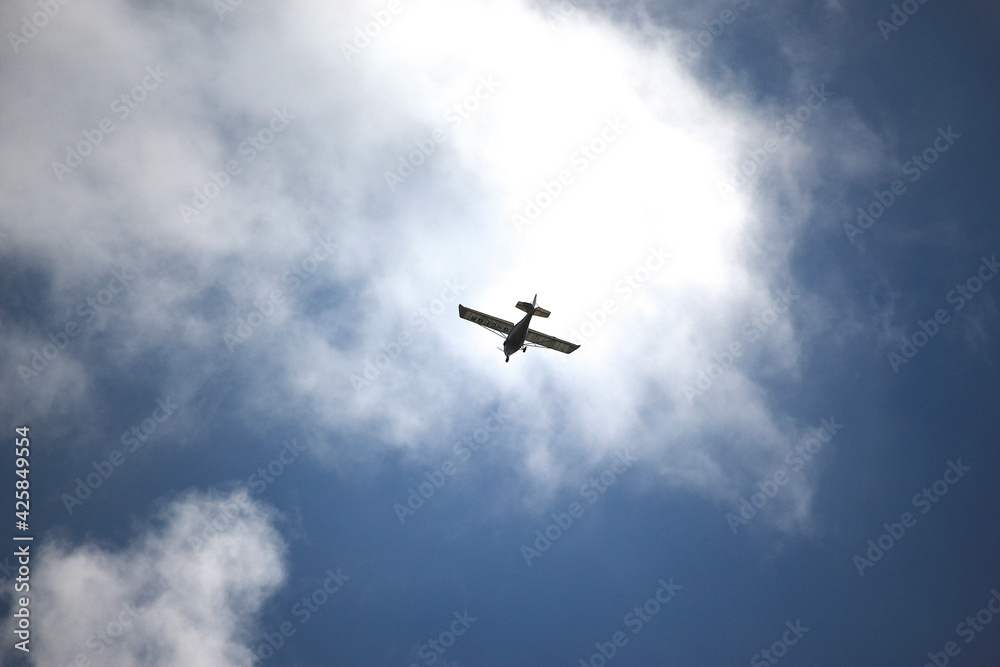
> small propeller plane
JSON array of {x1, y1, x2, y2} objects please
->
[{"x1": 458, "y1": 295, "x2": 580, "y2": 362}]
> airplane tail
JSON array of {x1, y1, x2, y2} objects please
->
[{"x1": 516, "y1": 294, "x2": 550, "y2": 317}]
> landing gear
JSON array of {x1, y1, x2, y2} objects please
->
[
  {"x1": 505, "y1": 356, "x2": 509, "y2": 363},
  {"x1": 522, "y1": 346, "x2": 527, "y2": 353}
]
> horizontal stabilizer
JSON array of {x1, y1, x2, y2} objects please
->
[{"x1": 516, "y1": 301, "x2": 550, "y2": 317}]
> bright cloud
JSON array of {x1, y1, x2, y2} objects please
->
[
  {"x1": 1, "y1": 0, "x2": 883, "y2": 530},
  {"x1": 0, "y1": 490, "x2": 286, "y2": 666}
]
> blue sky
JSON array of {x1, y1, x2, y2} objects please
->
[{"x1": 2, "y1": 0, "x2": 999, "y2": 665}]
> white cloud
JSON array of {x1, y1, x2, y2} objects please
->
[
  {"x1": 1, "y1": 489, "x2": 286, "y2": 666},
  {"x1": 0, "y1": 0, "x2": 885, "y2": 530}
]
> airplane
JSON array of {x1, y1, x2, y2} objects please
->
[{"x1": 458, "y1": 294, "x2": 580, "y2": 362}]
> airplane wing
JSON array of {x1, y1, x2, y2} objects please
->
[
  {"x1": 525, "y1": 328, "x2": 580, "y2": 354},
  {"x1": 458, "y1": 305, "x2": 514, "y2": 336}
]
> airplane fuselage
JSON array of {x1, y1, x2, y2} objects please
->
[{"x1": 503, "y1": 310, "x2": 533, "y2": 361}]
